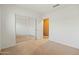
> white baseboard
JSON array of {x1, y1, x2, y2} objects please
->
[{"x1": 49, "y1": 39, "x2": 79, "y2": 49}]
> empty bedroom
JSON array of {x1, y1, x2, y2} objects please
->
[{"x1": 0, "y1": 4, "x2": 79, "y2": 55}]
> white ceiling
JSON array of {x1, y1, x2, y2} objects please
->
[
  {"x1": 16, "y1": 4, "x2": 79, "y2": 14},
  {"x1": 16, "y1": 4, "x2": 66, "y2": 14}
]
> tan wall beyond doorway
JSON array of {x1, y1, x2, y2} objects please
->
[{"x1": 43, "y1": 18, "x2": 49, "y2": 36}]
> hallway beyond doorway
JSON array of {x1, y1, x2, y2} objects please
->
[{"x1": 43, "y1": 18, "x2": 49, "y2": 37}]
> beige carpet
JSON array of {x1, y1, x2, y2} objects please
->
[
  {"x1": 34, "y1": 41, "x2": 79, "y2": 55},
  {"x1": 1, "y1": 36, "x2": 79, "y2": 55},
  {"x1": 16, "y1": 35, "x2": 35, "y2": 43},
  {"x1": 2, "y1": 39, "x2": 47, "y2": 55}
]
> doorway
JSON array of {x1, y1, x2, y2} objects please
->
[
  {"x1": 15, "y1": 15, "x2": 36, "y2": 43},
  {"x1": 43, "y1": 18, "x2": 49, "y2": 39}
]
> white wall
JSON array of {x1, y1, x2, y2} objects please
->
[
  {"x1": 16, "y1": 15, "x2": 35, "y2": 36},
  {"x1": 1, "y1": 5, "x2": 43, "y2": 49},
  {"x1": 15, "y1": 7, "x2": 43, "y2": 39},
  {"x1": 0, "y1": 5, "x2": 1, "y2": 49},
  {"x1": 1, "y1": 5, "x2": 16, "y2": 49},
  {"x1": 46, "y1": 5, "x2": 79, "y2": 49},
  {"x1": 15, "y1": 7, "x2": 35, "y2": 37},
  {"x1": 36, "y1": 16, "x2": 43, "y2": 39}
]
